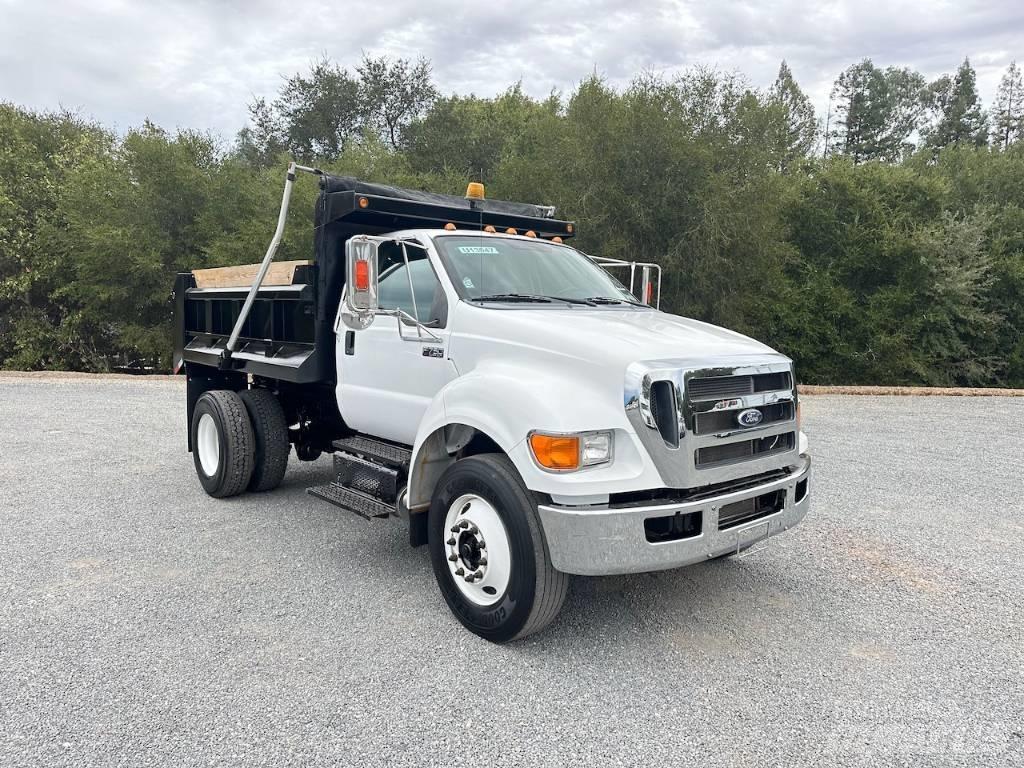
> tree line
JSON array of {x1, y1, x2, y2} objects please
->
[{"x1": 1, "y1": 54, "x2": 1023, "y2": 386}]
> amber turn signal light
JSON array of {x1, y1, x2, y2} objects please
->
[
  {"x1": 358, "y1": 196, "x2": 369, "y2": 209},
  {"x1": 529, "y1": 433, "x2": 580, "y2": 470}
]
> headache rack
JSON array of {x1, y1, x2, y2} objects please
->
[{"x1": 173, "y1": 163, "x2": 576, "y2": 383}]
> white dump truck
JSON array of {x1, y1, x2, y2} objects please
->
[{"x1": 173, "y1": 166, "x2": 811, "y2": 641}]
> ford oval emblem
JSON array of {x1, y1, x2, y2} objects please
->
[{"x1": 737, "y1": 408, "x2": 763, "y2": 427}]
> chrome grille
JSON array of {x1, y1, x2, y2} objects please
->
[
  {"x1": 694, "y1": 401, "x2": 794, "y2": 435},
  {"x1": 687, "y1": 372, "x2": 792, "y2": 402},
  {"x1": 696, "y1": 432, "x2": 795, "y2": 468},
  {"x1": 624, "y1": 356, "x2": 798, "y2": 489}
]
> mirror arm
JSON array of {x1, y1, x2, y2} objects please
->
[
  {"x1": 380, "y1": 308, "x2": 441, "y2": 342},
  {"x1": 400, "y1": 241, "x2": 423, "y2": 340}
]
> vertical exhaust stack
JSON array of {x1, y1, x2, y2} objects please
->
[{"x1": 223, "y1": 162, "x2": 322, "y2": 361}]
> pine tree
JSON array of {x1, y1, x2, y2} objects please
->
[
  {"x1": 767, "y1": 61, "x2": 817, "y2": 169},
  {"x1": 924, "y1": 58, "x2": 988, "y2": 149},
  {"x1": 829, "y1": 59, "x2": 926, "y2": 163},
  {"x1": 993, "y1": 61, "x2": 1024, "y2": 150}
]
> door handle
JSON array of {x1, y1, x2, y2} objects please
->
[{"x1": 345, "y1": 330, "x2": 355, "y2": 355}]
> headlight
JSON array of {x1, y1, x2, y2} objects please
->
[{"x1": 528, "y1": 430, "x2": 614, "y2": 471}]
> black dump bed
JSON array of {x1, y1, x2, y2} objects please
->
[{"x1": 173, "y1": 175, "x2": 575, "y2": 384}]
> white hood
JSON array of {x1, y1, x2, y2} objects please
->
[{"x1": 450, "y1": 303, "x2": 785, "y2": 374}]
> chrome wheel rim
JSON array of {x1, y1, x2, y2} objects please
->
[
  {"x1": 443, "y1": 493, "x2": 511, "y2": 606},
  {"x1": 196, "y1": 413, "x2": 220, "y2": 477}
]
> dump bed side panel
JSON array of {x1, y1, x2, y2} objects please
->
[{"x1": 174, "y1": 263, "x2": 326, "y2": 384}]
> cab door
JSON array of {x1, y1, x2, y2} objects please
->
[{"x1": 336, "y1": 241, "x2": 456, "y2": 446}]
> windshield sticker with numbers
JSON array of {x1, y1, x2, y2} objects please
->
[{"x1": 456, "y1": 246, "x2": 500, "y2": 254}]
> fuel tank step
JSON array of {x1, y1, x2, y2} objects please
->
[
  {"x1": 307, "y1": 483, "x2": 393, "y2": 520},
  {"x1": 333, "y1": 452, "x2": 400, "y2": 504},
  {"x1": 307, "y1": 434, "x2": 413, "y2": 520}
]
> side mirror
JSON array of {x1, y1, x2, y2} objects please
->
[{"x1": 342, "y1": 236, "x2": 380, "y2": 329}]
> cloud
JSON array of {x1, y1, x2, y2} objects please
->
[{"x1": 0, "y1": 0, "x2": 1019, "y2": 139}]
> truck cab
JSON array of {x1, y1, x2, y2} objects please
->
[{"x1": 174, "y1": 169, "x2": 810, "y2": 642}]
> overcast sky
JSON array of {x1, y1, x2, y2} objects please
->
[{"x1": 1, "y1": 0, "x2": 1021, "y2": 141}]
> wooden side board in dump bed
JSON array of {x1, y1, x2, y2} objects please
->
[{"x1": 191, "y1": 260, "x2": 312, "y2": 289}]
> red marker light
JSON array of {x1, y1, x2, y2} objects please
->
[
  {"x1": 354, "y1": 260, "x2": 369, "y2": 291},
  {"x1": 645, "y1": 282, "x2": 653, "y2": 304}
]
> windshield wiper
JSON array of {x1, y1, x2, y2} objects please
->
[
  {"x1": 582, "y1": 296, "x2": 648, "y2": 307},
  {"x1": 471, "y1": 293, "x2": 597, "y2": 306},
  {"x1": 471, "y1": 293, "x2": 554, "y2": 303},
  {"x1": 543, "y1": 295, "x2": 597, "y2": 306}
]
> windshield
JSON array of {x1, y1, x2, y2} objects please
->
[{"x1": 433, "y1": 235, "x2": 639, "y2": 305}]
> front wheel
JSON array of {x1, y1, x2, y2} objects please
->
[{"x1": 427, "y1": 454, "x2": 569, "y2": 642}]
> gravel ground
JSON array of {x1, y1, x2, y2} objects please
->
[{"x1": 0, "y1": 377, "x2": 1021, "y2": 767}]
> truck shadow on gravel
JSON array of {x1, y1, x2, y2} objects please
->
[{"x1": 255, "y1": 460, "x2": 815, "y2": 650}]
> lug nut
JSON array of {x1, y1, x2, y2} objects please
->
[
  {"x1": 478, "y1": 557, "x2": 487, "y2": 566},
  {"x1": 468, "y1": 524, "x2": 478, "y2": 534},
  {"x1": 450, "y1": 526, "x2": 460, "y2": 534},
  {"x1": 459, "y1": 520, "x2": 470, "y2": 529},
  {"x1": 447, "y1": 537, "x2": 456, "y2": 546},
  {"x1": 454, "y1": 567, "x2": 464, "y2": 576},
  {"x1": 448, "y1": 554, "x2": 458, "y2": 562}
]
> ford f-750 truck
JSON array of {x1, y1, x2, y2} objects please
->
[{"x1": 173, "y1": 165, "x2": 811, "y2": 642}]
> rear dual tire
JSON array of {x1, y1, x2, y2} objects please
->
[
  {"x1": 191, "y1": 390, "x2": 255, "y2": 498},
  {"x1": 239, "y1": 389, "x2": 290, "y2": 492},
  {"x1": 191, "y1": 389, "x2": 289, "y2": 497}
]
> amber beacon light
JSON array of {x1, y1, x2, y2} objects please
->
[{"x1": 465, "y1": 182, "x2": 485, "y2": 200}]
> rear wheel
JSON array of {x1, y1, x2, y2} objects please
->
[
  {"x1": 428, "y1": 454, "x2": 569, "y2": 642},
  {"x1": 239, "y1": 389, "x2": 290, "y2": 492},
  {"x1": 191, "y1": 390, "x2": 255, "y2": 498}
]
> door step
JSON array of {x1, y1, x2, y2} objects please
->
[
  {"x1": 332, "y1": 435, "x2": 412, "y2": 470},
  {"x1": 306, "y1": 435, "x2": 413, "y2": 520},
  {"x1": 307, "y1": 483, "x2": 393, "y2": 519}
]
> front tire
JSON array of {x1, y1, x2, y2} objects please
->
[
  {"x1": 190, "y1": 390, "x2": 255, "y2": 498},
  {"x1": 428, "y1": 454, "x2": 569, "y2": 642}
]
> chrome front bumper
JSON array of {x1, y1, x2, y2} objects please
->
[{"x1": 537, "y1": 456, "x2": 811, "y2": 576}]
